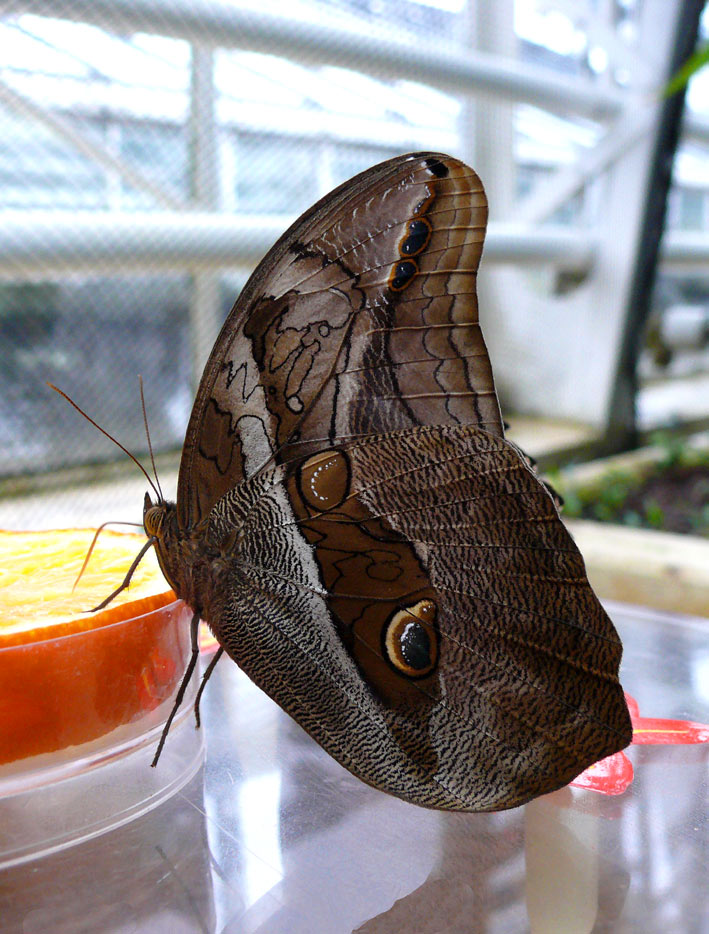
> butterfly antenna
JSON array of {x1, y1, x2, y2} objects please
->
[
  {"x1": 138, "y1": 376, "x2": 164, "y2": 503},
  {"x1": 73, "y1": 520, "x2": 145, "y2": 591},
  {"x1": 47, "y1": 383, "x2": 161, "y2": 502}
]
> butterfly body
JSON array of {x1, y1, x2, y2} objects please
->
[{"x1": 144, "y1": 152, "x2": 632, "y2": 811}]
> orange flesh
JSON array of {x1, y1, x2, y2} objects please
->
[
  {"x1": 0, "y1": 528, "x2": 175, "y2": 647},
  {"x1": 0, "y1": 529, "x2": 190, "y2": 766}
]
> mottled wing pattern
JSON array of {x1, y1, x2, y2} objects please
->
[
  {"x1": 204, "y1": 424, "x2": 631, "y2": 811},
  {"x1": 177, "y1": 153, "x2": 501, "y2": 527},
  {"x1": 339, "y1": 426, "x2": 632, "y2": 807}
]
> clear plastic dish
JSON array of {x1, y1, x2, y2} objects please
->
[{"x1": 0, "y1": 598, "x2": 204, "y2": 867}]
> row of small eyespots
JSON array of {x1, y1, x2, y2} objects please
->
[{"x1": 388, "y1": 190, "x2": 436, "y2": 293}]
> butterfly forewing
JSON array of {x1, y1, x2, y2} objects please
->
[
  {"x1": 163, "y1": 152, "x2": 631, "y2": 811},
  {"x1": 177, "y1": 153, "x2": 502, "y2": 527}
]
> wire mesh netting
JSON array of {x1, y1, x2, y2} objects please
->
[
  {"x1": 0, "y1": 0, "x2": 707, "y2": 494},
  {"x1": 0, "y1": 1, "x2": 470, "y2": 479}
]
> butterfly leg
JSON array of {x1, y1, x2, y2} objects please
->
[
  {"x1": 90, "y1": 537, "x2": 156, "y2": 611},
  {"x1": 151, "y1": 611, "x2": 201, "y2": 767},
  {"x1": 194, "y1": 645, "x2": 224, "y2": 728}
]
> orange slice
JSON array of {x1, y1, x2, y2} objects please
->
[{"x1": 0, "y1": 529, "x2": 192, "y2": 767}]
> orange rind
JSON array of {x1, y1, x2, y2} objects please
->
[{"x1": 0, "y1": 529, "x2": 190, "y2": 766}]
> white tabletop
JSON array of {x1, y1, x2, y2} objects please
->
[{"x1": 2, "y1": 600, "x2": 708, "y2": 934}]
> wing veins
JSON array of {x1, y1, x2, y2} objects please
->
[{"x1": 238, "y1": 560, "x2": 625, "y2": 748}]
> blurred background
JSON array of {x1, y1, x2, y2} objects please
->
[{"x1": 0, "y1": 0, "x2": 708, "y2": 533}]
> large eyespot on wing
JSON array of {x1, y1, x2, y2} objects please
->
[{"x1": 176, "y1": 152, "x2": 503, "y2": 529}]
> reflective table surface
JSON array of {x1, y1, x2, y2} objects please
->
[{"x1": 2, "y1": 601, "x2": 708, "y2": 934}]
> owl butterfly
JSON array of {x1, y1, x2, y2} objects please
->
[{"x1": 141, "y1": 152, "x2": 631, "y2": 812}]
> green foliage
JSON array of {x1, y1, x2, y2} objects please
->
[
  {"x1": 555, "y1": 467, "x2": 638, "y2": 523},
  {"x1": 644, "y1": 499, "x2": 665, "y2": 529},
  {"x1": 557, "y1": 482, "x2": 583, "y2": 519},
  {"x1": 553, "y1": 435, "x2": 709, "y2": 537},
  {"x1": 689, "y1": 503, "x2": 709, "y2": 534},
  {"x1": 664, "y1": 42, "x2": 709, "y2": 97},
  {"x1": 652, "y1": 430, "x2": 687, "y2": 469}
]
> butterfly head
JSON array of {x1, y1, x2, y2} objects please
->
[
  {"x1": 143, "y1": 493, "x2": 201, "y2": 609},
  {"x1": 143, "y1": 492, "x2": 176, "y2": 542}
]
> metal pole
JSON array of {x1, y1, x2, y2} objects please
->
[
  {"x1": 188, "y1": 43, "x2": 222, "y2": 388},
  {"x1": 607, "y1": 0, "x2": 705, "y2": 447}
]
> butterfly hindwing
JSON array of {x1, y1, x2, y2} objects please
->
[{"x1": 202, "y1": 424, "x2": 630, "y2": 810}]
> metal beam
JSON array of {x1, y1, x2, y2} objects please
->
[
  {"x1": 661, "y1": 230, "x2": 709, "y2": 270},
  {"x1": 0, "y1": 208, "x2": 701, "y2": 278},
  {"x1": 0, "y1": 211, "x2": 597, "y2": 278},
  {"x1": 476, "y1": 0, "x2": 705, "y2": 431},
  {"x1": 10, "y1": 0, "x2": 626, "y2": 118},
  {"x1": 515, "y1": 107, "x2": 655, "y2": 225},
  {"x1": 683, "y1": 112, "x2": 709, "y2": 146},
  {"x1": 0, "y1": 212, "x2": 284, "y2": 277}
]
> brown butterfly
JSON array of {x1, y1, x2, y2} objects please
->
[{"x1": 134, "y1": 152, "x2": 631, "y2": 811}]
